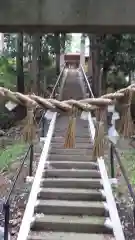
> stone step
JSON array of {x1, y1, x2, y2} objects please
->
[
  {"x1": 40, "y1": 178, "x2": 102, "y2": 189},
  {"x1": 54, "y1": 129, "x2": 89, "y2": 132},
  {"x1": 28, "y1": 232, "x2": 114, "y2": 240},
  {"x1": 51, "y1": 143, "x2": 92, "y2": 149},
  {"x1": 35, "y1": 200, "x2": 108, "y2": 216},
  {"x1": 44, "y1": 169, "x2": 101, "y2": 178},
  {"x1": 51, "y1": 137, "x2": 90, "y2": 143},
  {"x1": 50, "y1": 149, "x2": 92, "y2": 155},
  {"x1": 48, "y1": 154, "x2": 93, "y2": 161},
  {"x1": 38, "y1": 188, "x2": 105, "y2": 201},
  {"x1": 46, "y1": 161, "x2": 98, "y2": 169},
  {"x1": 54, "y1": 124, "x2": 88, "y2": 129},
  {"x1": 53, "y1": 134, "x2": 90, "y2": 138},
  {"x1": 31, "y1": 215, "x2": 112, "y2": 234}
]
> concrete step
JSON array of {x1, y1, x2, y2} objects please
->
[
  {"x1": 44, "y1": 169, "x2": 101, "y2": 178},
  {"x1": 38, "y1": 188, "x2": 105, "y2": 201},
  {"x1": 46, "y1": 161, "x2": 98, "y2": 169},
  {"x1": 40, "y1": 178, "x2": 103, "y2": 189},
  {"x1": 48, "y1": 154, "x2": 93, "y2": 161},
  {"x1": 50, "y1": 149, "x2": 92, "y2": 155},
  {"x1": 35, "y1": 200, "x2": 108, "y2": 216},
  {"x1": 31, "y1": 215, "x2": 112, "y2": 234},
  {"x1": 28, "y1": 232, "x2": 114, "y2": 240}
]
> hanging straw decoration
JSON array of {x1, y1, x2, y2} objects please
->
[
  {"x1": 92, "y1": 107, "x2": 106, "y2": 159},
  {"x1": 64, "y1": 105, "x2": 78, "y2": 148},
  {"x1": 22, "y1": 107, "x2": 38, "y2": 144},
  {"x1": 120, "y1": 88, "x2": 134, "y2": 137}
]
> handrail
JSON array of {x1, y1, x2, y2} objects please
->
[
  {"x1": 88, "y1": 112, "x2": 125, "y2": 240},
  {"x1": 80, "y1": 65, "x2": 125, "y2": 239},
  {"x1": 110, "y1": 142, "x2": 135, "y2": 226},
  {"x1": 17, "y1": 112, "x2": 57, "y2": 240},
  {"x1": 50, "y1": 63, "x2": 66, "y2": 98},
  {"x1": 80, "y1": 64, "x2": 94, "y2": 98},
  {"x1": 3, "y1": 145, "x2": 32, "y2": 240},
  {"x1": 112, "y1": 144, "x2": 135, "y2": 203},
  {"x1": 3, "y1": 64, "x2": 66, "y2": 240}
]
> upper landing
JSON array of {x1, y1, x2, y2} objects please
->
[{"x1": 1, "y1": 0, "x2": 135, "y2": 33}]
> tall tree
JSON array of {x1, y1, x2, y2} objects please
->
[
  {"x1": 54, "y1": 33, "x2": 60, "y2": 76},
  {"x1": 16, "y1": 33, "x2": 24, "y2": 93},
  {"x1": 90, "y1": 35, "x2": 101, "y2": 96}
]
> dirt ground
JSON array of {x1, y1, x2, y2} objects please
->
[{"x1": 105, "y1": 138, "x2": 135, "y2": 240}]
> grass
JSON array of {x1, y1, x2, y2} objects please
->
[{"x1": 0, "y1": 143, "x2": 26, "y2": 170}]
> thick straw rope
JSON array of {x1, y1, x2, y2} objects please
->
[{"x1": 1, "y1": 85, "x2": 135, "y2": 112}]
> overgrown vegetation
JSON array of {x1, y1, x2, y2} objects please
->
[
  {"x1": 121, "y1": 149, "x2": 135, "y2": 185},
  {"x1": 87, "y1": 34, "x2": 135, "y2": 95},
  {"x1": 0, "y1": 56, "x2": 16, "y2": 89}
]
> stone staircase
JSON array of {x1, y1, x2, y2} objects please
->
[
  {"x1": 17, "y1": 69, "x2": 124, "y2": 240},
  {"x1": 28, "y1": 117, "x2": 114, "y2": 240}
]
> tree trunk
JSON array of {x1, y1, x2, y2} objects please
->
[
  {"x1": 91, "y1": 35, "x2": 101, "y2": 97},
  {"x1": 102, "y1": 67, "x2": 108, "y2": 94},
  {"x1": 31, "y1": 33, "x2": 42, "y2": 94},
  {"x1": 28, "y1": 35, "x2": 32, "y2": 63},
  {"x1": 31, "y1": 35, "x2": 37, "y2": 93},
  {"x1": 129, "y1": 71, "x2": 131, "y2": 85},
  {"x1": 36, "y1": 34, "x2": 42, "y2": 95},
  {"x1": 80, "y1": 34, "x2": 86, "y2": 68},
  {"x1": 88, "y1": 34, "x2": 92, "y2": 78},
  {"x1": 55, "y1": 33, "x2": 60, "y2": 76},
  {"x1": 91, "y1": 35, "x2": 97, "y2": 96},
  {"x1": 16, "y1": 33, "x2": 24, "y2": 93},
  {"x1": 60, "y1": 33, "x2": 66, "y2": 70},
  {"x1": 16, "y1": 33, "x2": 26, "y2": 120}
]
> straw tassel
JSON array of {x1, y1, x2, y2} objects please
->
[
  {"x1": 92, "y1": 108, "x2": 106, "y2": 159},
  {"x1": 64, "y1": 106, "x2": 77, "y2": 148},
  {"x1": 120, "y1": 89, "x2": 134, "y2": 137},
  {"x1": 22, "y1": 107, "x2": 37, "y2": 144}
]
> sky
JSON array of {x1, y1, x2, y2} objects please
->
[{"x1": 71, "y1": 33, "x2": 89, "y2": 55}]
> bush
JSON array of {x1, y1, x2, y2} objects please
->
[{"x1": 107, "y1": 69, "x2": 128, "y2": 90}]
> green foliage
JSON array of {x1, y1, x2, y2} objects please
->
[
  {"x1": 44, "y1": 33, "x2": 72, "y2": 55},
  {"x1": 0, "y1": 143, "x2": 26, "y2": 169},
  {"x1": 106, "y1": 68, "x2": 128, "y2": 90},
  {"x1": 0, "y1": 56, "x2": 16, "y2": 89},
  {"x1": 3, "y1": 33, "x2": 72, "y2": 69},
  {"x1": 4, "y1": 33, "x2": 17, "y2": 58},
  {"x1": 100, "y1": 34, "x2": 135, "y2": 74}
]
